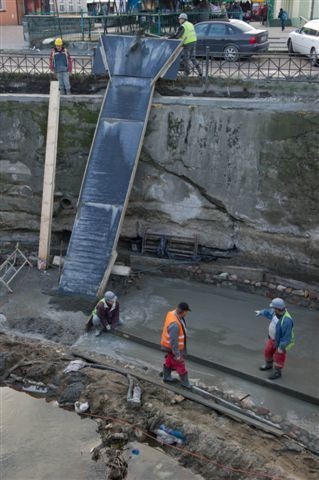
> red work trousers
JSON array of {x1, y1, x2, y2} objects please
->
[
  {"x1": 264, "y1": 338, "x2": 286, "y2": 369},
  {"x1": 164, "y1": 352, "x2": 187, "y2": 376}
]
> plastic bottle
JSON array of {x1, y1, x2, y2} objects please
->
[
  {"x1": 159, "y1": 424, "x2": 186, "y2": 442},
  {"x1": 154, "y1": 429, "x2": 177, "y2": 445}
]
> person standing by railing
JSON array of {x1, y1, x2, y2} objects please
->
[
  {"x1": 169, "y1": 13, "x2": 202, "y2": 77},
  {"x1": 50, "y1": 38, "x2": 72, "y2": 95}
]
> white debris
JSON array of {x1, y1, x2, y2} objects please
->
[
  {"x1": 63, "y1": 360, "x2": 86, "y2": 373},
  {"x1": 74, "y1": 401, "x2": 90, "y2": 413}
]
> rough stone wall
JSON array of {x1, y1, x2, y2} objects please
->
[
  {"x1": 0, "y1": 96, "x2": 99, "y2": 247},
  {"x1": 0, "y1": 95, "x2": 318, "y2": 280}
]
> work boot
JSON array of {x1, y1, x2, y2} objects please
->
[
  {"x1": 268, "y1": 368, "x2": 282, "y2": 380},
  {"x1": 259, "y1": 361, "x2": 273, "y2": 371},
  {"x1": 179, "y1": 373, "x2": 192, "y2": 389},
  {"x1": 163, "y1": 366, "x2": 178, "y2": 383},
  {"x1": 95, "y1": 328, "x2": 102, "y2": 337}
]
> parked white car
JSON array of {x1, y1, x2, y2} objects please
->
[{"x1": 287, "y1": 19, "x2": 319, "y2": 65}]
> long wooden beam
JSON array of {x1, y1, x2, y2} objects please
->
[{"x1": 38, "y1": 81, "x2": 60, "y2": 270}]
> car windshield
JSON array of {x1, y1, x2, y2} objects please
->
[{"x1": 230, "y1": 20, "x2": 257, "y2": 32}]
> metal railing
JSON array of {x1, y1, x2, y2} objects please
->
[
  {"x1": 1, "y1": 52, "x2": 318, "y2": 82},
  {"x1": 204, "y1": 53, "x2": 319, "y2": 82},
  {"x1": 0, "y1": 55, "x2": 92, "y2": 75}
]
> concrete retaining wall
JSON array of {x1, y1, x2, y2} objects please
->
[{"x1": 0, "y1": 94, "x2": 318, "y2": 281}]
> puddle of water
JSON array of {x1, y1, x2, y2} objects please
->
[
  {"x1": 0, "y1": 387, "x2": 105, "y2": 480},
  {"x1": 125, "y1": 442, "x2": 204, "y2": 480}
]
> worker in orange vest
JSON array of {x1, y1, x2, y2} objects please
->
[{"x1": 161, "y1": 302, "x2": 191, "y2": 388}]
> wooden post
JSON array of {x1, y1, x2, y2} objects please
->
[{"x1": 38, "y1": 81, "x2": 60, "y2": 270}]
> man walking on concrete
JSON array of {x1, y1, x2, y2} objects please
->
[
  {"x1": 161, "y1": 302, "x2": 191, "y2": 388},
  {"x1": 50, "y1": 38, "x2": 72, "y2": 95},
  {"x1": 170, "y1": 13, "x2": 202, "y2": 77},
  {"x1": 255, "y1": 298, "x2": 295, "y2": 380}
]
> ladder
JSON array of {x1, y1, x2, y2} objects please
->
[{"x1": 0, "y1": 244, "x2": 32, "y2": 293}]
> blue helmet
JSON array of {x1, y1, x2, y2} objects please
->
[{"x1": 269, "y1": 298, "x2": 286, "y2": 310}]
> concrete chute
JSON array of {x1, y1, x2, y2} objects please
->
[{"x1": 59, "y1": 34, "x2": 182, "y2": 297}]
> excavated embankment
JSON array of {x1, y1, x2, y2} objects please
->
[{"x1": 1, "y1": 332, "x2": 319, "y2": 480}]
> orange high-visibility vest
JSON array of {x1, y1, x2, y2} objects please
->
[{"x1": 161, "y1": 310, "x2": 185, "y2": 351}]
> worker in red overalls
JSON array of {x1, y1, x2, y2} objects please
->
[{"x1": 161, "y1": 302, "x2": 191, "y2": 388}]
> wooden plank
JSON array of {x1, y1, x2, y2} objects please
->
[{"x1": 38, "y1": 81, "x2": 60, "y2": 270}]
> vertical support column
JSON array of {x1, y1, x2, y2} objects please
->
[{"x1": 38, "y1": 81, "x2": 60, "y2": 270}]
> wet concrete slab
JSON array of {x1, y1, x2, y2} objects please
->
[
  {"x1": 116, "y1": 275, "x2": 319, "y2": 399},
  {"x1": 1, "y1": 268, "x2": 318, "y2": 436}
]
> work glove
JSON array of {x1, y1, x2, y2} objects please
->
[
  {"x1": 174, "y1": 354, "x2": 183, "y2": 362},
  {"x1": 255, "y1": 310, "x2": 261, "y2": 316},
  {"x1": 106, "y1": 324, "x2": 111, "y2": 331}
]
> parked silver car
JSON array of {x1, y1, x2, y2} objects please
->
[
  {"x1": 195, "y1": 19, "x2": 269, "y2": 61},
  {"x1": 287, "y1": 19, "x2": 319, "y2": 66}
]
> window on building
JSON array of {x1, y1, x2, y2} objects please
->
[
  {"x1": 59, "y1": 0, "x2": 65, "y2": 12},
  {"x1": 0, "y1": 0, "x2": 5, "y2": 11}
]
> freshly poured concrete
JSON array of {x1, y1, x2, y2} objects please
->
[
  {"x1": 1, "y1": 268, "x2": 318, "y2": 436},
  {"x1": 75, "y1": 274, "x2": 319, "y2": 435},
  {"x1": 117, "y1": 276, "x2": 319, "y2": 396}
]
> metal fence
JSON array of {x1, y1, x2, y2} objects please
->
[
  {"x1": 24, "y1": 11, "x2": 232, "y2": 44},
  {"x1": 0, "y1": 55, "x2": 92, "y2": 75},
  {"x1": 1, "y1": 52, "x2": 318, "y2": 82}
]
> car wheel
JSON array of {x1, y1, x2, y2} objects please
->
[
  {"x1": 287, "y1": 39, "x2": 294, "y2": 55},
  {"x1": 310, "y1": 48, "x2": 318, "y2": 66},
  {"x1": 223, "y1": 45, "x2": 239, "y2": 62}
]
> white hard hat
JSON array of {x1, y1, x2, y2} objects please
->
[
  {"x1": 269, "y1": 298, "x2": 286, "y2": 310},
  {"x1": 104, "y1": 291, "x2": 116, "y2": 301},
  {"x1": 178, "y1": 13, "x2": 188, "y2": 20}
]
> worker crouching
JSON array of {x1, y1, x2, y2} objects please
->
[
  {"x1": 91, "y1": 291, "x2": 120, "y2": 336},
  {"x1": 161, "y1": 302, "x2": 192, "y2": 388}
]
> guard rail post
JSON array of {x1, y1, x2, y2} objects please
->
[{"x1": 205, "y1": 46, "x2": 209, "y2": 83}]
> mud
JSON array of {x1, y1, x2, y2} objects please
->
[{"x1": 1, "y1": 332, "x2": 319, "y2": 480}]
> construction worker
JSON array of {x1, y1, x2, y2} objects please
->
[
  {"x1": 170, "y1": 13, "x2": 202, "y2": 77},
  {"x1": 255, "y1": 298, "x2": 295, "y2": 380},
  {"x1": 90, "y1": 291, "x2": 120, "y2": 336},
  {"x1": 161, "y1": 302, "x2": 192, "y2": 388},
  {"x1": 50, "y1": 38, "x2": 72, "y2": 95}
]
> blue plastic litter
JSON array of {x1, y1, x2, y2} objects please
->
[
  {"x1": 131, "y1": 449, "x2": 140, "y2": 455},
  {"x1": 159, "y1": 424, "x2": 186, "y2": 441}
]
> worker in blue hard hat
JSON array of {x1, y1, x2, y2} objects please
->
[
  {"x1": 169, "y1": 13, "x2": 202, "y2": 77},
  {"x1": 255, "y1": 298, "x2": 295, "y2": 380}
]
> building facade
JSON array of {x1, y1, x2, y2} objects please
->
[
  {"x1": 0, "y1": 0, "x2": 24, "y2": 25},
  {"x1": 273, "y1": 0, "x2": 318, "y2": 25}
]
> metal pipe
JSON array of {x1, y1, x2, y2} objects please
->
[{"x1": 310, "y1": 0, "x2": 315, "y2": 20}]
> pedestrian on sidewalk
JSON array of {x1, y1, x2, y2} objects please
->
[
  {"x1": 278, "y1": 8, "x2": 288, "y2": 32},
  {"x1": 161, "y1": 302, "x2": 192, "y2": 388},
  {"x1": 87, "y1": 291, "x2": 120, "y2": 336},
  {"x1": 255, "y1": 298, "x2": 295, "y2": 380},
  {"x1": 169, "y1": 13, "x2": 202, "y2": 77},
  {"x1": 50, "y1": 38, "x2": 72, "y2": 95},
  {"x1": 261, "y1": 3, "x2": 268, "y2": 25}
]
